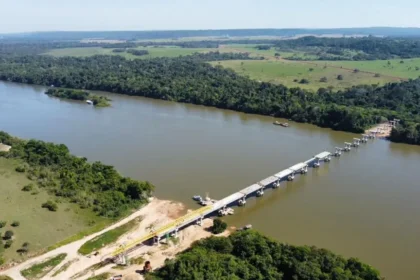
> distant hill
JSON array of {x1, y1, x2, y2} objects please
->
[{"x1": 2, "y1": 27, "x2": 420, "y2": 41}]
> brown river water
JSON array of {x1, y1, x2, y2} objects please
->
[{"x1": 1, "y1": 81, "x2": 420, "y2": 279}]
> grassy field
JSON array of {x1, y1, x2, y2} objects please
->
[
  {"x1": 86, "y1": 273, "x2": 111, "y2": 280},
  {"x1": 0, "y1": 158, "x2": 108, "y2": 264},
  {"x1": 20, "y1": 253, "x2": 66, "y2": 279},
  {"x1": 213, "y1": 60, "x2": 394, "y2": 91},
  {"x1": 45, "y1": 46, "x2": 214, "y2": 59},
  {"x1": 77, "y1": 219, "x2": 139, "y2": 255},
  {"x1": 325, "y1": 58, "x2": 420, "y2": 79}
]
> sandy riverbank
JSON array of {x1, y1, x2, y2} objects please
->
[{"x1": 366, "y1": 123, "x2": 392, "y2": 138}]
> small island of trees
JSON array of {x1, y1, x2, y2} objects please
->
[{"x1": 45, "y1": 88, "x2": 111, "y2": 107}]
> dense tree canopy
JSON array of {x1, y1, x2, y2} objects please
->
[
  {"x1": 151, "y1": 230, "x2": 381, "y2": 280},
  {"x1": 0, "y1": 55, "x2": 419, "y2": 144},
  {"x1": 45, "y1": 88, "x2": 111, "y2": 107},
  {"x1": 0, "y1": 131, "x2": 154, "y2": 218},
  {"x1": 274, "y1": 36, "x2": 420, "y2": 60}
]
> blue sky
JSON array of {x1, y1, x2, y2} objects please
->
[{"x1": 0, "y1": 0, "x2": 419, "y2": 33}]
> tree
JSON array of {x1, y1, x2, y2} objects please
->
[
  {"x1": 320, "y1": 77, "x2": 328, "y2": 82},
  {"x1": 15, "y1": 166, "x2": 25, "y2": 173},
  {"x1": 274, "y1": 53, "x2": 280, "y2": 57},
  {"x1": 42, "y1": 201, "x2": 58, "y2": 212},
  {"x1": 22, "y1": 184, "x2": 33, "y2": 192},
  {"x1": 211, "y1": 218, "x2": 227, "y2": 234},
  {"x1": 309, "y1": 68, "x2": 314, "y2": 72},
  {"x1": 11, "y1": 221, "x2": 20, "y2": 227},
  {"x1": 3, "y1": 231, "x2": 14, "y2": 240},
  {"x1": 0, "y1": 222, "x2": 5, "y2": 228},
  {"x1": 4, "y1": 240, "x2": 13, "y2": 249},
  {"x1": 337, "y1": 74, "x2": 344, "y2": 80},
  {"x1": 299, "y1": 78, "x2": 310, "y2": 84}
]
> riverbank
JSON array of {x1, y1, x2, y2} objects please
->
[{"x1": 366, "y1": 123, "x2": 392, "y2": 138}]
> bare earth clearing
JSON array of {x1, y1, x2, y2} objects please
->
[{"x1": 1, "y1": 199, "x2": 224, "y2": 280}]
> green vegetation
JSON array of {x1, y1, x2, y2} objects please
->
[
  {"x1": 272, "y1": 36, "x2": 420, "y2": 60},
  {"x1": 0, "y1": 156, "x2": 110, "y2": 264},
  {"x1": 152, "y1": 230, "x2": 381, "y2": 280},
  {"x1": 45, "y1": 88, "x2": 111, "y2": 107},
  {"x1": 78, "y1": 219, "x2": 139, "y2": 255},
  {"x1": 41, "y1": 200, "x2": 58, "y2": 212},
  {"x1": 21, "y1": 253, "x2": 67, "y2": 280},
  {"x1": 0, "y1": 222, "x2": 6, "y2": 228},
  {"x1": 0, "y1": 131, "x2": 153, "y2": 264},
  {"x1": 21, "y1": 184, "x2": 33, "y2": 192},
  {"x1": 10, "y1": 221, "x2": 19, "y2": 227},
  {"x1": 127, "y1": 49, "x2": 149, "y2": 56},
  {"x1": 0, "y1": 276, "x2": 13, "y2": 280},
  {"x1": 51, "y1": 258, "x2": 78, "y2": 277},
  {"x1": 211, "y1": 218, "x2": 227, "y2": 234},
  {"x1": 0, "y1": 131, "x2": 154, "y2": 218},
  {"x1": 46, "y1": 220, "x2": 111, "y2": 251},
  {"x1": 86, "y1": 273, "x2": 111, "y2": 280},
  {"x1": 0, "y1": 55, "x2": 419, "y2": 144},
  {"x1": 212, "y1": 60, "x2": 397, "y2": 90},
  {"x1": 44, "y1": 46, "x2": 213, "y2": 59},
  {"x1": 130, "y1": 255, "x2": 145, "y2": 265}
]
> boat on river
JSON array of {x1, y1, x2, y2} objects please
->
[{"x1": 273, "y1": 121, "x2": 289, "y2": 127}]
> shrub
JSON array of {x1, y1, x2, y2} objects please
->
[
  {"x1": 337, "y1": 74, "x2": 344, "y2": 80},
  {"x1": 353, "y1": 68, "x2": 360, "y2": 73},
  {"x1": 42, "y1": 201, "x2": 58, "y2": 212},
  {"x1": 374, "y1": 73, "x2": 381, "y2": 77},
  {"x1": 212, "y1": 218, "x2": 227, "y2": 234},
  {"x1": 4, "y1": 240, "x2": 13, "y2": 249},
  {"x1": 0, "y1": 221, "x2": 6, "y2": 228},
  {"x1": 0, "y1": 256, "x2": 5, "y2": 265},
  {"x1": 309, "y1": 68, "x2": 314, "y2": 72},
  {"x1": 319, "y1": 77, "x2": 328, "y2": 82},
  {"x1": 22, "y1": 183, "x2": 34, "y2": 192},
  {"x1": 11, "y1": 221, "x2": 20, "y2": 227},
  {"x1": 15, "y1": 166, "x2": 25, "y2": 173},
  {"x1": 3, "y1": 231, "x2": 14, "y2": 240},
  {"x1": 299, "y1": 78, "x2": 309, "y2": 84}
]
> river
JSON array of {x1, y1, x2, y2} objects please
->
[{"x1": 1, "y1": 81, "x2": 420, "y2": 279}]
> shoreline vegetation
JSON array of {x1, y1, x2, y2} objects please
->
[
  {"x1": 0, "y1": 54, "x2": 419, "y2": 145},
  {"x1": 45, "y1": 88, "x2": 111, "y2": 107},
  {"x1": 0, "y1": 131, "x2": 154, "y2": 218},
  {"x1": 151, "y1": 230, "x2": 382, "y2": 280}
]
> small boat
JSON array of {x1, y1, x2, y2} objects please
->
[
  {"x1": 238, "y1": 224, "x2": 252, "y2": 231},
  {"x1": 86, "y1": 100, "x2": 93, "y2": 105},
  {"x1": 192, "y1": 195, "x2": 202, "y2": 201},
  {"x1": 273, "y1": 121, "x2": 289, "y2": 127}
]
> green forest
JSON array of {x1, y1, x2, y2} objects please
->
[
  {"x1": 0, "y1": 54, "x2": 419, "y2": 144},
  {"x1": 45, "y1": 88, "x2": 111, "y2": 107},
  {"x1": 0, "y1": 131, "x2": 154, "y2": 218},
  {"x1": 150, "y1": 230, "x2": 381, "y2": 280}
]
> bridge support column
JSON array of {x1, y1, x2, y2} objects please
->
[
  {"x1": 287, "y1": 172, "x2": 295, "y2": 181},
  {"x1": 313, "y1": 159, "x2": 320, "y2": 168},
  {"x1": 301, "y1": 166, "x2": 308, "y2": 174},
  {"x1": 273, "y1": 180, "x2": 280, "y2": 188},
  {"x1": 256, "y1": 187, "x2": 264, "y2": 197},
  {"x1": 238, "y1": 196, "x2": 246, "y2": 206},
  {"x1": 154, "y1": 236, "x2": 161, "y2": 246},
  {"x1": 196, "y1": 216, "x2": 203, "y2": 226},
  {"x1": 174, "y1": 227, "x2": 179, "y2": 238}
]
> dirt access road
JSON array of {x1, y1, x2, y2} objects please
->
[{"x1": 1, "y1": 199, "x2": 184, "y2": 280}]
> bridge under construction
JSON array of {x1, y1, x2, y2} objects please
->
[{"x1": 111, "y1": 136, "x2": 372, "y2": 261}]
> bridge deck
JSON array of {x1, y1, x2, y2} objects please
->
[{"x1": 111, "y1": 151, "x2": 332, "y2": 257}]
